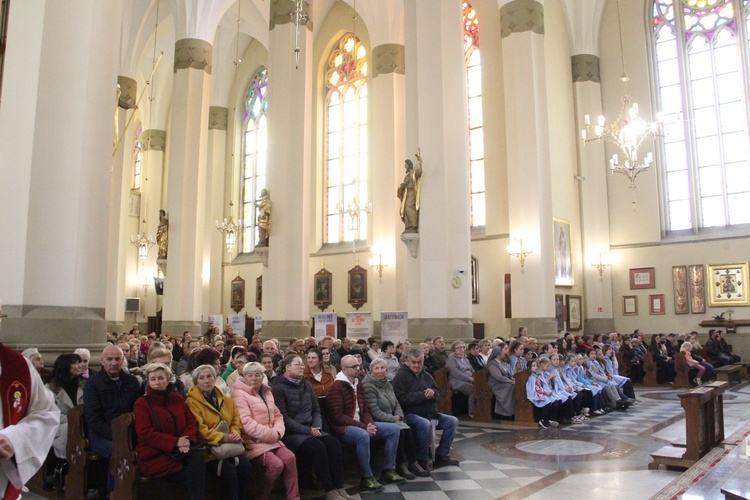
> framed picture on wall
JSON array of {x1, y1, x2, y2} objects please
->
[
  {"x1": 689, "y1": 264, "x2": 706, "y2": 313},
  {"x1": 554, "y1": 218, "x2": 574, "y2": 286},
  {"x1": 348, "y1": 265, "x2": 368, "y2": 310},
  {"x1": 629, "y1": 267, "x2": 655, "y2": 289},
  {"x1": 649, "y1": 294, "x2": 665, "y2": 315},
  {"x1": 566, "y1": 294, "x2": 581, "y2": 331},
  {"x1": 255, "y1": 275, "x2": 263, "y2": 310},
  {"x1": 471, "y1": 256, "x2": 479, "y2": 304},
  {"x1": 555, "y1": 294, "x2": 565, "y2": 331},
  {"x1": 707, "y1": 262, "x2": 749, "y2": 306},
  {"x1": 672, "y1": 265, "x2": 689, "y2": 314},
  {"x1": 623, "y1": 295, "x2": 638, "y2": 316},
  {"x1": 231, "y1": 274, "x2": 245, "y2": 313},
  {"x1": 314, "y1": 267, "x2": 332, "y2": 311}
]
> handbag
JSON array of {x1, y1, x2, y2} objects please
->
[{"x1": 210, "y1": 420, "x2": 246, "y2": 460}]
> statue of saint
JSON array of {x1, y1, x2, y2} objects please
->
[
  {"x1": 397, "y1": 150, "x2": 423, "y2": 232},
  {"x1": 256, "y1": 189, "x2": 271, "y2": 246},
  {"x1": 156, "y1": 209, "x2": 169, "y2": 259}
]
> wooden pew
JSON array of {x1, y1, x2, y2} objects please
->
[
  {"x1": 65, "y1": 405, "x2": 106, "y2": 500},
  {"x1": 649, "y1": 386, "x2": 714, "y2": 469},
  {"x1": 715, "y1": 364, "x2": 743, "y2": 384},
  {"x1": 512, "y1": 370, "x2": 535, "y2": 425},
  {"x1": 643, "y1": 352, "x2": 659, "y2": 386},
  {"x1": 471, "y1": 368, "x2": 493, "y2": 421},
  {"x1": 433, "y1": 368, "x2": 453, "y2": 415},
  {"x1": 704, "y1": 380, "x2": 728, "y2": 446},
  {"x1": 615, "y1": 351, "x2": 629, "y2": 378},
  {"x1": 673, "y1": 352, "x2": 692, "y2": 388}
]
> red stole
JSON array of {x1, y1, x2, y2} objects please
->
[{"x1": 0, "y1": 343, "x2": 32, "y2": 500}]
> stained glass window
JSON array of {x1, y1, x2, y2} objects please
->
[
  {"x1": 324, "y1": 34, "x2": 368, "y2": 244},
  {"x1": 132, "y1": 127, "x2": 143, "y2": 191},
  {"x1": 651, "y1": 0, "x2": 750, "y2": 231},
  {"x1": 464, "y1": 2, "x2": 485, "y2": 227},
  {"x1": 241, "y1": 67, "x2": 268, "y2": 253}
]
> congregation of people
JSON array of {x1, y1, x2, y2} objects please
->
[{"x1": 16, "y1": 322, "x2": 742, "y2": 499}]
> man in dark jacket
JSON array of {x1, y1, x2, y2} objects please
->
[
  {"x1": 83, "y1": 344, "x2": 141, "y2": 458},
  {"x1": 392, "y1": 348, "x2": 459, "y2": 473}
]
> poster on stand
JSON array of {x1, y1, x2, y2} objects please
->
[
  {"x1": 346, "y1": 312, "x2": 372, "y2": 340},
  {"x1": 314, "y1": 313, "x2": 337, "y2": 339},
  {"x1": 254, "y1": 315, "x2": 262, "y2": 334},
  {"x1": 207, "y1": 315, "x2": 223, "y2": 332},
  {"x1": 380, "y1": 312, "x2": 408, "y2": 344},
  {"x1": 229, "y1": 314, "x2": 246, "y2": 337}
]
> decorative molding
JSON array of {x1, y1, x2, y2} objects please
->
[
  {"x1": 571, "y1": 54, "x2": 600, "y2": 83},
  {"x1": 209, "y1": 106, "x2": 228, "y2": 130},
  {"x1": 270, "y1": 0, "x2": 313, "y2": 31},
  {"x1": 372, "y1": 44, "x2": 405, "y2": 78},
  {"x1": 140, "y1": 129, "x2": 166, "y2": 151},
  {"x1": 174, "y1": 38, "x2": 212, "y2": 74},
  {"x1": 500, "y1": 0, "x2": 544, "y2": 39},
  {"x1": 117, "y1": 76, "x2": 137, "y2": 109}
]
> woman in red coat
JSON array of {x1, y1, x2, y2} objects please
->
[{"x1": 134, "y1": 363, "x2": 206, "y2": 499}]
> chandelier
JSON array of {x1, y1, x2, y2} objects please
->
[
  {"x1": 290, "y1": 0, "x2": 309, "y2": 69},
  {"x1": 580, "y1": 0, "x2": 661, "y2": 192}
]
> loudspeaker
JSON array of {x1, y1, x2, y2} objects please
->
[{"x1": 125, "y1": 297, "x2": 141, "y2": 313}]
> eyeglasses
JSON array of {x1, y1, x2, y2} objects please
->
[{"x1": 289, "y1": 362, "x2": 305, "y2": 367}]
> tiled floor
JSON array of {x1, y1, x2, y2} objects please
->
[{"x1": 21, "y1": 383, "x2": 750, "y2": 500}]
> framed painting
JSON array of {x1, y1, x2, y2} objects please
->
[
  {"x1": 231, "y1": 274, "x2": 245, "y2": 313},
  {"x1": 314, "y1": 267, "x2": 332, "y2": 311},
  {"x1": 689, "y1": 264, "x2": 706, "y2": 313},
  {"x1": 255, "y1": 275, "x2": 263, "y2": 310},
  {"x1": 672, "y1": 265, "x2": 689, "y2": 314},
  {"x1": 707, "y1": 262, "x2": 749, "y2": 306},
  {"x1": 623, "y1": 295, "x2": 638, "y2": 316},
  {"x1": 471, "y1": 256, "x2": 479, "y2": 304},
  {"x1": 649, "y1": 294, "x2": 665, "y2": 315},
  {"x1": 566, "y1": 294, "x2": 581, "y2": 331},
  {"x1": 553, "y1": 218, "x2": 574, "y2": 286},
  {"x1": 629, "y1": 267, "x2": 655, "y2": 289},
  {"x1": 555, "y1": 294, "x2": 565, "y2": 331},
  {"x1": 348, "y1": 264, "x2": 368, "y2": 310}
]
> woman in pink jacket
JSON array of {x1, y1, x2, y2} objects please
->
[{"x1": 232, "y1": 362, "x2": 299, "y2": 500}]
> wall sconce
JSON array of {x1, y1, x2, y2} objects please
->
[
  {"x1": 368, "y1": 252, "x2": 388, "y2": 282},
  {"x1": 507, "y1": 235, "x2": 532, "y2": 273},
  {"x1": 591, "y1": 250, "x2": 612, "y2": 280}
]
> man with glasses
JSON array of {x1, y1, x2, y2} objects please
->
[
  {"x1": 327, "y1": 355, "x2": 405, "y2": 492},
  {"x1": 393, "y1": 348, "x2": 460, "y2": 472}
]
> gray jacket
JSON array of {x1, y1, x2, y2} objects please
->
[{"x1": 361, "y1": 373, "x2": 405, "y2": 423}]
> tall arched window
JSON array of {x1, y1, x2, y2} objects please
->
[
  {"x1": 651, "y1": 0, "x2": 750, "y2": 232},
  {"x1": 464, "y1": 2, "x2": 485, "y2": 228},
  {"x1": 241, "y1": 67, "x2": 268, "y2": 253},
  {"x1": 324, "y1": 33, "x2": 368, "y2": 244},
  {"x1": 132, "y1": 127, "x2": 143, "y2": 190}
]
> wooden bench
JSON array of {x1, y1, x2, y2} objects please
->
[
  {"x1": 471, "y1": 368, "x2": 493, "y2": 421},
  {"x1": 643, "y1": 352, "x2": 659, "y2": 386},
  {"x1": 735, "y1": 361, "x2": 750, "y2": 381},
  {"x1": 615, "y1": 351, "x2": 629, "y2": 378},
  {"x1": 673, "y1": 352, "x2": 694, "y2": 388},
  {"x1": 715, "y1": 364, "x2": 742, "y2": 384},
  {"x1": 650, "y1": 386, "x2": 715, "y2": 470},
  {"x1": 65, "y1": 405, "x2": 107, "y2": 500},
  {"x1": 433, "y1": 368, "x2": 453, "y2": 415},
  {"x1": 512, "y1": 370, "x2": 535, "y2": 425}
]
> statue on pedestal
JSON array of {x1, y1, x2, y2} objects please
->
[
  {"x1": 397, "y1": 150, "x2": 423, "y2": 232},
  {"x1": 156, "y1": 209, "x2": 168, "y2": 259},
  {"x1": 256, "y1": 189, "x2": 271, "y2": 247}
]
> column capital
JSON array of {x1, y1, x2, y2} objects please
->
[
  {"x1": 372, "y1": 44, "x2": 405, "y2": 78},
  {"x1": 174, "y1": 38, "x2": 212, "y2": 74},
  {"x1": 270, "y1": 0, "x2": 313, "y2": 31},
  {"x1": 140, "y1": 129, "x2": 166, "y2": 151},
  {"x1": 500, "y1": 0, "x2": 544, "y2": 39},
  {"x1": 209, "y1": 106, "x2": 228, "y2": 130},
  {"x1": 117, "y1": 76, "x2": 137, "y2": 109},
  {"x1": 572, "y1": 54, "x2": 600, "y2": 83}
]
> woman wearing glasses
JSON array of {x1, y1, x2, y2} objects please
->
[
  {"x1": 232, "y1": 362, "x2": 299, "y2": 500},
  {"x1": 273, "y1": 355, "x2": 352, "y2": 500}
]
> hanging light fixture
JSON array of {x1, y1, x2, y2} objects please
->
[
  {"x1": 290, "y1": 0, "x2": 309, "y2": 69},
  {"x1": 581, "y1": 0, "x2": 662, "y2": 193},
  {"x1": 216, "y1": 0, "x2": 243, "y2": 254},
  {"x1": 130, "y1": 0, "x2": 161, "y2": 265}
]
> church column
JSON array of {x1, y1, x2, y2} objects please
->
[
  {"x1": 370, "y1": 13, "x2": 406, "y2": 323},
  {"x1": 0, "y1": 0, "x2": 123, "y2": 354},
  {"x1": 561, "y1": 0, "x2": 614, "y2": 333},
  {"x1": 402, "y1": 0, "x2": 473, "y2": 339},
  {"x1": 261, "y1": 0, "x2": 313, "y2": 340},
  {"x1": 498, "y1": 0, "x2": 556, "y2": 336},
  {"x1": 205, "y1": 106, "x2": 228, "y2": 318},
  {"x1": 161, "y1": 38, "x2": 212, "y2": 336}
]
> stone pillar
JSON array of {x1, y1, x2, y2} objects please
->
[
  {"x1": 161, "y1": 38, "x2": 212, "y2": 337},
  {"x1": 0, "y1": 0, "x2": 123, "y2": 356},
  {"x1": 205, "y1": 106, "x2": 228, "y2": 318},
  {"x1": 402, "y1": 0, "x2": 473, "y2": 340},
  {"x1": 261, "y1": 0, "x2": 313, "y2": 340},
  {"x1": 498, "y1": 0, "x2": 557, "y2": 336},
  {"x1": 560, "y1": 0, "x2": 614, "y2": 333}
]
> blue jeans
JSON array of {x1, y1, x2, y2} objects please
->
[
  {"x1": 340, "y1": 422, "x2": 400, "y2": 477},
  {"x1": 404, "y1": 413, "x2": 457, "y2": 462}
]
